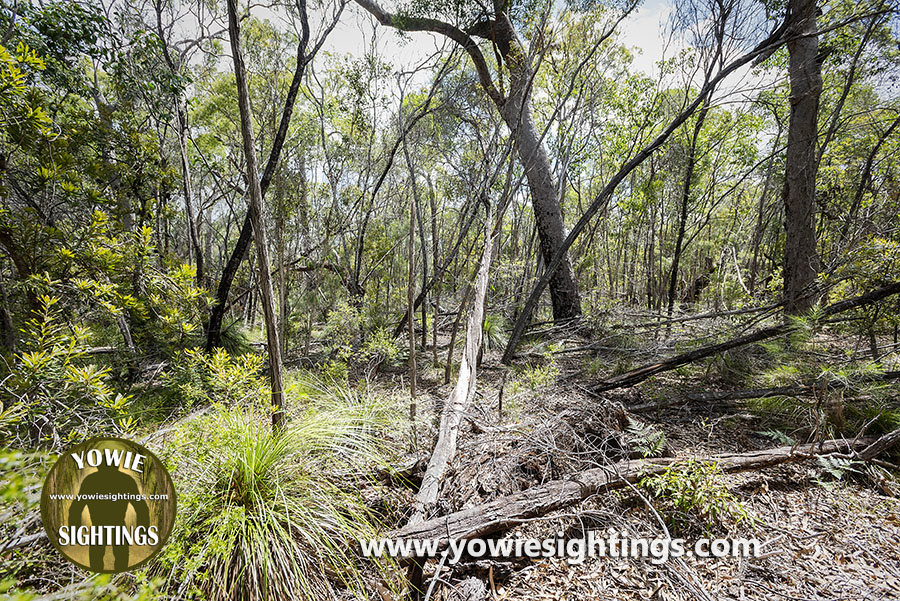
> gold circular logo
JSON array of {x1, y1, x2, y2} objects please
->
[{"x1": 40, "y1": 437, "x2": 176, "y2": 573}]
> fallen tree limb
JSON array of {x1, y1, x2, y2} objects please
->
[
  {"x1": 858, "y1": 428, "x2": 900, "y2": 461},
  {"x1": 0, "y1": 532, "x2": 46, "y2": 553},
  {"x1": 626, "y1": 302, "x2": 783, "y2": 330},
  {"x1": 390, "y1": 437, "x2": 873, "y2": 550},
  {"x1": 411, "y1": 207, "x2": 497, "y2": 524},
  {"x1": 593, "y1": 281, "x2": 900, "y2": 393}
]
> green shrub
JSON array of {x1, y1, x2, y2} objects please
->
[
  {"x1": 155, "y1": 398, "x2": 398, "y2": 601},
  {"x1": 162, "y1": 348, "x2": 266, "y2": 409},
  {"x1": 3, "y1": 295, "x2": 132, "y2": 448},
  {"x1": 626, "y1": 419, "x2": 666, "y2": 458},
  {"x1": 360, "y1": 327, "x2": 400, "y2": 364},
  {"x1": 640, "y1": 460, "x2": 751, "y2": 534},
  {"x1": 482, "y1": 314, "x2": 509, "y2": 350},
  {"x1": 321, "y1": 301, "x2": 361, "y2": 361}
]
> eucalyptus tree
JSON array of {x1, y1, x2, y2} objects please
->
[
  {"x1": 782, "y1": 0, "x2": 823, "y2": 314},
  {"x1": 349, "y1": 0, "x2": 638, "y2": 323},
  {"x1": 205, "y1": 0, "x2": 346, "y2": 351}
]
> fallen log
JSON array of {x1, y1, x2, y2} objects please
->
[
  {"x1": 411, "y1": 209, "x2": 497, "y2": 524},
  {"x1": 594, "y1": 281, "x2": 900, "y2": 393},
  {"x1": 389, "y1": 437, "x2": 873, "y2": 549},
  {"x1": 858, "y1": 428, "x2": 900, "y2": 461}
]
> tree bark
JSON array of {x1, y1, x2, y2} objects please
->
[
  {"x1": 782, "y1": 0, "x2": 822, "y2": 314},
  {"x1": 175, "y1": 104, "x2": 205, "y2": 285},
  {"x1": 413, "y1": 204, "x2": 496, "y2": 523},
  {"x1": 501, "y1": 18, "x2": 794, "y2": 363},
  {"x1": 667, "y1": 101, "x2": 711, "y2": 318},
  {"x1": 226, "y1": 0, "x2": 285, "y2": 430},
  {"x1": 206, "y1": 0, "x2": 319, "y2": 351},
  {"x1": 407, "y1": 170, "x2": 417, "y2": 405},
  {"x1": 445, "y1": 283, "x2": 474, "y2": 385}
]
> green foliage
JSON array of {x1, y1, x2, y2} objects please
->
[
  {"x1": 509, "y1": 362, "x2": 560, "y2": 396},
  {"x1": 162, "y1": 348, "x2": 266, "y2": 409},
  {"x1": 0, "y1": 43, "x2": 54, "y2": 143},
  {"x1": 321, "y1": 300, "x2": 361, "y2": 361},
  {"x1": 63, "y1": 214, "x2": 212, "y2": 355},
  {"x1": 757, "y1": 429, "x2": 795, "y2": 446},
  {"x1": 626, "y1": 419, "x2": 666, "y2": 458},
  {"x1": 154, "y1": 400, "x2": 398, "y2": 601},
  {"x1": 3, "y1": 295, "x2": 132, "y2": 448},
  {"x1": 482, "y1": 314, "x2": 509, "y2": 350},
  {"x1": 846, "y1": 400, "x2": 900, "y2": 435},
  {"x1": 360, "y1": 327, "x2": 400, "y2": 364},
  {"x1": 0, "y1": 574, "x2": 161, "y2": 601},
  {"x1": 810, "y1": 455, "x2": 862, "y2": 491},
  {"x1": 640, "y1": 460, "x2": 752, "y2": 533}
]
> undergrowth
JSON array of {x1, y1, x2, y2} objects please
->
[
  {"x1": 640, "y1": 460, "x2": 752, "y2": 535},
  {"x1": 152, "y1": 383, "x2": 401, "y2": 601}
]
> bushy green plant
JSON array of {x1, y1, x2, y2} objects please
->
[
  {"x1": 155, "y1": 400, "x2": 398, "y2": 601},
  {"x1": 3, "y1": 295, "x2": 132, "y2": 448},
  {"x1": 61, "y1": 214, "x2": 212, "y2": 356},
  {"x1": 640, "y1": 460, "x2": 751, "y2": 533},
  {"x1": 162, "y1": 348, "x2": 266, "y2": 408},
  {"x1": 482, "y1": 314, "x2": 509, "y2": 350},
  {"x1": 322, "y1": 300, "x2": 361, "y2": 360},
  {"x1": 360, "y1": 327, "x2": 400, "y2": 364},
  {"x1": 0, "y1": 574, "x2": 161, "y2": 601},
  {"x1": 626, "y1": 419, "x2": 666, "y2": 458}
]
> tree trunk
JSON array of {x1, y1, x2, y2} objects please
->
[
  {"x1": 491, "y1": 16, "x2": 580, "y2": 322},
  {"x1": 407, "y1": 182, "x2": 417, "y2": 405},
  {"x1": 667, "y1": 102, "x2": 710, "y2": 319},
  {"x1": 508, "y1": 110, "x2": 581, "y2": 322},
  {"x1": 782, "y1": 0, "x2": 822, "y2": 314},
  {"x1": 352, "y1": 0, "x2": 581, "y2": 323},
  {"x1": 206, "y1": 2, "x2": 314, "y2": 351},
  {"x1": 0, "y1": 267, "x2": 15, "y2": 352},
  {"x1": 413, "y1": 205, "x2": 496, "y2": 523},
  {"x1": 227, "y1": 0, "x2": 285, "y2": 430},
  {"x1": 175, "y1": 103, "x2": 205, "y2": 285}
]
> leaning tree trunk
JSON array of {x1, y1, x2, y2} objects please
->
[
  {"x1": 500, "y1": 99, "x2": 581, "y2": 321},
  {"x1": 206, "y1": 0, "x2": 314, "y2": 351},
  {"x1": 493, "y1": 16, "x2": 581, "y2": 322},
  {"x1": 667, "y1": 100, "x2": 711, "y2": 319},
  {"x1": 227, "y1": 0, "x2": 285, "y2": 430},
  {"x1": 782, "y1": 0, "x2": 822, "y2": 314},
  {"x1": 352, "y1": 0, "x2": 582, "y2": 324}
]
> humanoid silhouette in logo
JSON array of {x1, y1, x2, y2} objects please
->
[{"x1": 67, "y1": 463, "x2": 150, "y2": 571}]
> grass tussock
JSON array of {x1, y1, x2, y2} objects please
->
[{"x1": 155, "y1": 384, "x2": 400, "y2": 601}]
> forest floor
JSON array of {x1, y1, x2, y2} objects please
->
[
  {"x1": 5, "y1": 320, "x2": 900, "y2": 600},
  {"x1": 370, "y1": 324, "x2": 900, "y2": 601}
]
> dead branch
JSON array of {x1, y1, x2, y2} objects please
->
[
  {"x1": 390, "y1": 437, "x2": 874, "y2": 551},
  {"x1": 857, "y1": 428, "x2": 900, "y2": 461},
  {"x1": 594, "y1": 281, "x2": 900, "y2": 392},
  {"x1": 411, "y1": 209, "x2": 497, "y2": 523}
]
